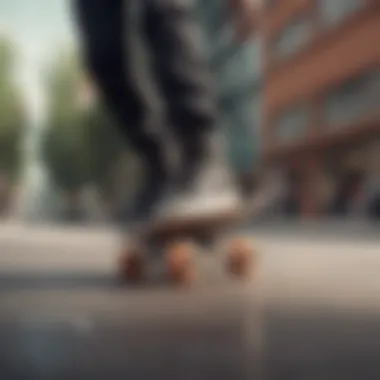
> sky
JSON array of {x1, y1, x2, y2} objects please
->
[{"x1": 0, "y1": 0, "x2": 75, "y2": 121}]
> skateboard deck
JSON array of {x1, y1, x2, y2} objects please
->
[
  {"x1": 118, "y1": 205, "x2": 256, "y2": 285},
  {"x1": 142, "y1": 206, "x2": 244, "y2": 244}
]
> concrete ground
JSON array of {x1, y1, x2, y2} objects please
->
[{"x1": 0, "y1": 222, "x2": 379, "y2": 379}]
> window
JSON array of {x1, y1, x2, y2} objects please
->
[
  {"x1": 324, "y1": 68, "x2": 380, "y2": 129},
  {"x1": 367, "y1": 69, "x2": 380, "y2": 114},
  {"x1": 324, "y1": 80, "x2": 364, "y2": 128},
  {"x1": 275, "y1": 106, "x2": 309, "y2": 143},
  {"x1": 272, "y1": 17, "x2": 312, "y2": 59},
  {"x1": 319, "y1": 0, "x2": 364, "y2": 25}
]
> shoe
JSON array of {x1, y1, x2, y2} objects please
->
[{"x1": 156, "y1": 134, "x2": 242, "y2": 219}]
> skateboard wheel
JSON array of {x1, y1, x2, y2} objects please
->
[
  {"x1": 226, "y1": 237, "x2": 254, "y2": 278},
  {"x1": 164, "y1": 241, "x2": 195, "y2": 285},
  {"x1": 118, "y1": 246, "x2": 145, "y2": 282}
]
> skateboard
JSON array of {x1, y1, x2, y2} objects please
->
[
  {"x1": 118, "y1": 206, "x2": 257, "y2": 286},
  {"x1": 117, "y1": 0, "x2": 260, "y2": 286}
]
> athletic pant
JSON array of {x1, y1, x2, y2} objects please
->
[{"x1": 72, "y1": 0, "x2": 216, "y2": 167}]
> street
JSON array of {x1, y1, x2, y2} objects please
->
[{"x1": 0, "y1": 223, "x2": 379, "y2": 379}]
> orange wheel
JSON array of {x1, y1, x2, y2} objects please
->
[
  {"x1": 164, "y1": 241, "x2": 195, "y2": 286},
  {"x1": 225, "y1": 237, "x2": 254, "y2": 278},
  {"x1": 118, "y1": 245, "x2": 145, "y2": 283}
]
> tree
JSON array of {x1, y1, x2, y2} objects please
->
[
  {"x1": 42, "y1": 52, "x2": 88, "y2": 193},
  {"x1": 41, "y1": 50, "x2": 128, "y2": 221},
  {"x1": 0, "y1": 34, "x2": 26, "y2": 215},
  {"x1": 80, "y1": 101, "x2": 126, "y2": 197}
]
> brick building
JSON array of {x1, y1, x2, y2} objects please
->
[{"x1": 261, "y1": 0, "x2": 380, "y2": 217}]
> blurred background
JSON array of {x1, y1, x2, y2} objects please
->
[
  {"x1": 0, "y1": 0, "x2": 378, "y2": 226},
  {"x1": 0, "y1": 1, "x2": 380, "y2": 380}
]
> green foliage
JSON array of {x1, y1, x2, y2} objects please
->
[
  {"x1": 42, "y1": 116, "x2": 88, "y2": 191},
  {"x1": 0, "y1": 34, "x2": 26, "y2": 181},
  {"x1": 80, "y1": 103, "x2": 125, "y2": 189},
  {"x1": 41, "y1": 50, "x2": 125, "y2": 193},
  {"x1": 0, "y1": 34, "x2": 16, "y2": 77}
]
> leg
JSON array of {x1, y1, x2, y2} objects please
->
[
  {"x1": 72, "y1": 0, "x2": 169, "y2": 219},
  {"x1": 142, "y1": 0, "x2": 218, "y2": 189}
]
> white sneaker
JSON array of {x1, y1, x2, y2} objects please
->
[{"x1": 154, "y1": 135, "x2": 242, "y2": 219}]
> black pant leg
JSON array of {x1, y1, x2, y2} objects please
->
[
  {"x1": 142, "y1": 0, "x2": 217, "y2": 140},
  {"x1": 72, "y1": 0, "x2": 166, "y2": 166}
]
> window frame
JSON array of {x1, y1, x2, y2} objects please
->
[
  {"x1": 322, "y1": 66, "x2": 380, "y2": 131},
  {"x1": 273, "y1": 103, "x2": 311, "y2": 144},
  {"x1": 317, "y1": 0, "x2": 366, "y2": 28},
  {"x1": 269, "y1": 11, "x2": 314, "y2": 64}
]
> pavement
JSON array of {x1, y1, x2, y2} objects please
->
[{"x1": 0, "y1": 222, "x2": 379, "y2": 379}]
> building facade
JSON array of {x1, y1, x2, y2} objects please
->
[{"x1": 261, "y1": 0, "x2": 380, "y2": 218}]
